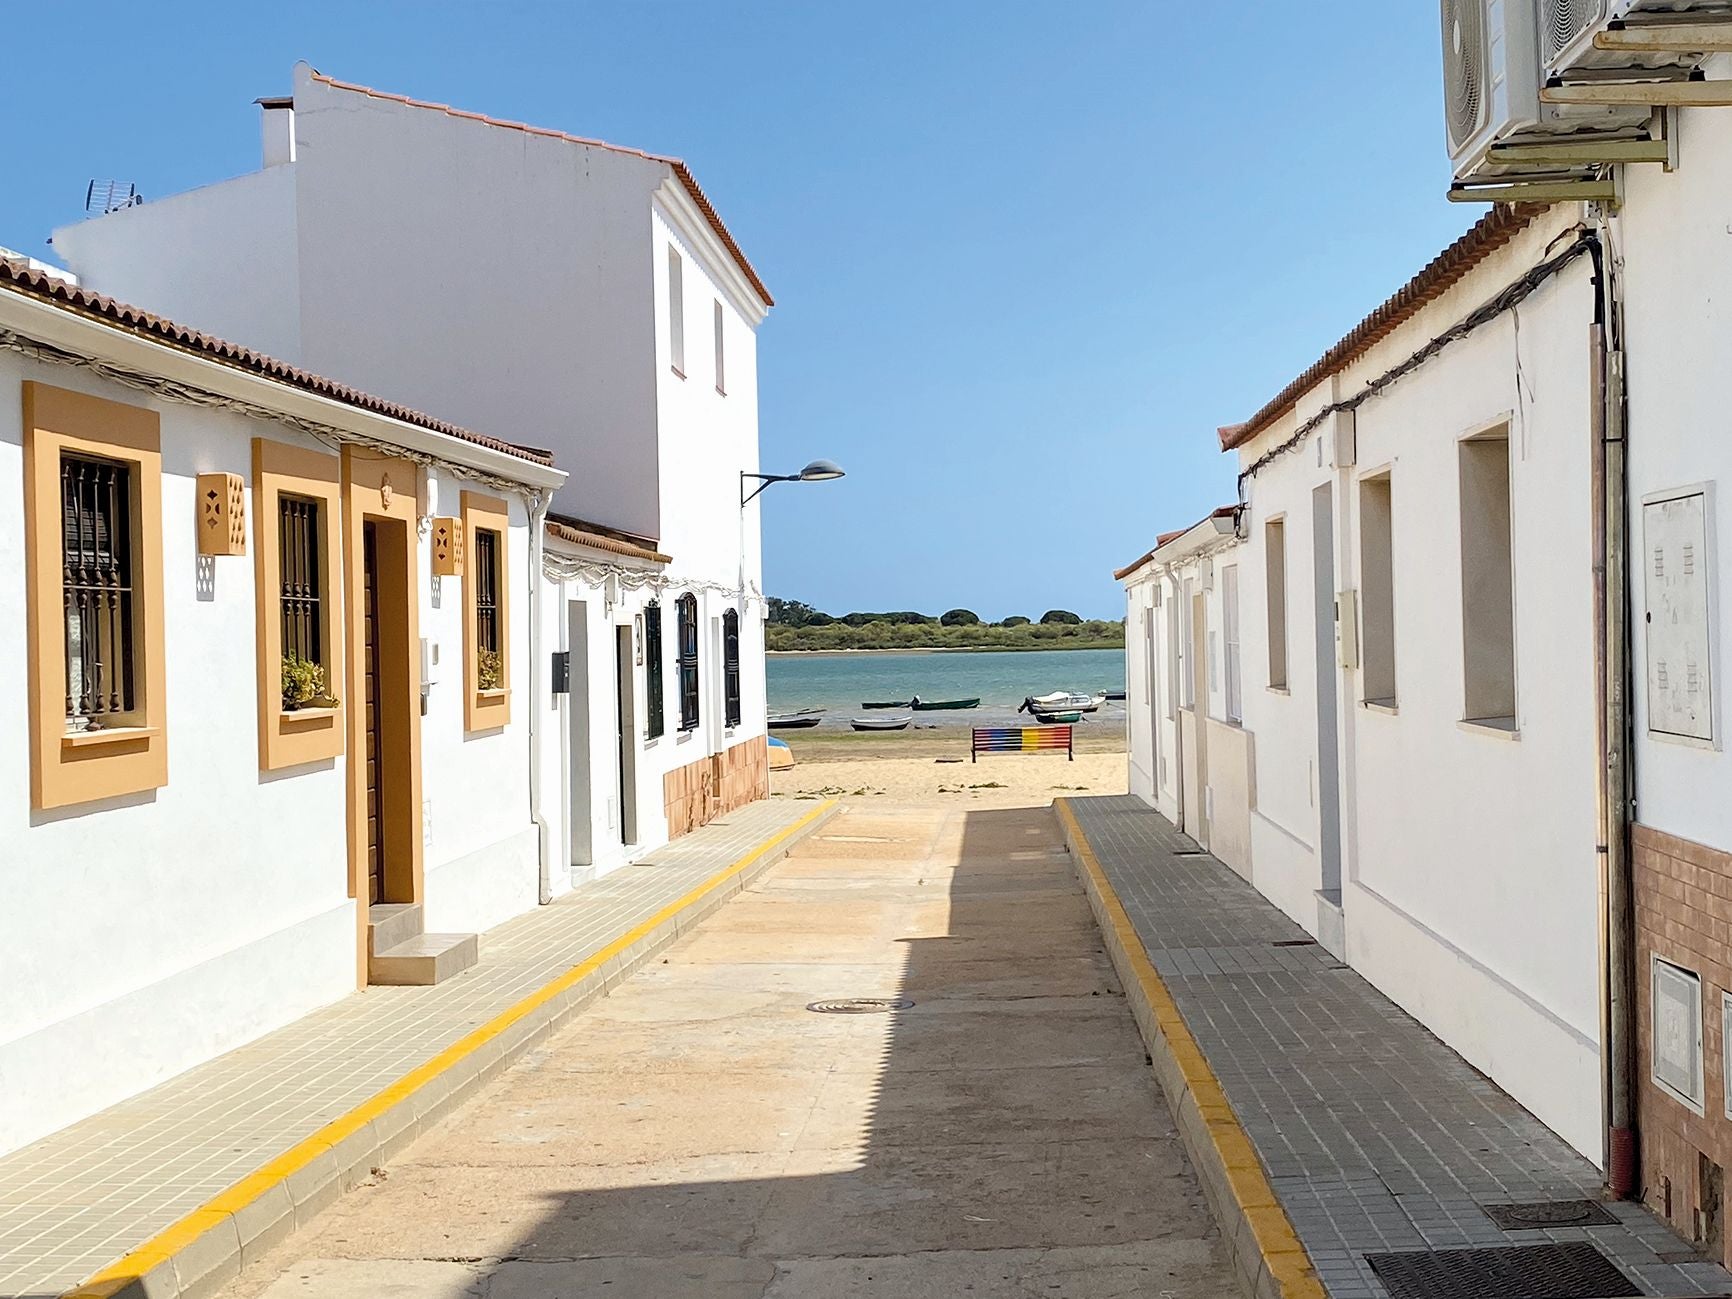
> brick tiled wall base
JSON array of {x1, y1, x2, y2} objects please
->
[
  {"x1": 1634, "y1": 821, "x2": 1732, "y2": 1268},
  {"x1": 663, "y1": 735, "x2": 769, "y2": 840}
]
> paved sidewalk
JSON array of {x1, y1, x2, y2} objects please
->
[
  {"x1": 1064, "y1": 794, "x2": 1732, "y2": 1299},
  {"x1": 0, "y1": 800, "x2": 827, "y2": 1299}
]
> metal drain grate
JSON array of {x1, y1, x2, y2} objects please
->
[
  {"x1": 1366, "y1": 1242, "x2": 1635, "y2": 1299},
  {"x1": 806, "y1": 998, "x2": 913, "y2": 1014},
  {"x1": 1481, "y1": 1199, "x2": 1618, "y2": 1230}
]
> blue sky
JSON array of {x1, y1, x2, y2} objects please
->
[{"x1": 1, "y1": 3, "x2": 1466, "y2": 620}]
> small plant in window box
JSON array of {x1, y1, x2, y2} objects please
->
[
  {"x1": 282, "y1": 653, "x2": 339, "y2": 711},
  {"x1": 477, "y1": 648, "x2": 503, "y2": 692}
]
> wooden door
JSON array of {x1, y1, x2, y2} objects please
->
[{"x1": 363, "y1": 521, "x2": 385, "y2": 905}]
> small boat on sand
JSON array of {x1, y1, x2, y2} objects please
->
[
  {"x1": 1020, "y1": 691, "x2": 1104, "y2": 715},
  {"x1": 1103, "y1": 690, "x2": 1126, "y2": 702},
  {"x1": 861, "y1": 700, "x2": 911, "y2": 709},
  {"x1": 852, "y1": 715, "x2": 912, "y2": 731},
  {"x1": 1032, "y1": 710, "x2": 1083, "y2": 724},
  {"x1": 769, "y1": 709, "x2": 824, "y2": 730},
  {"x1": 768, "y1": 736, "x2": 796, "y2": 769},
  {"x1": 910, "y1": 696, "x2": 981, "y2": 711}
]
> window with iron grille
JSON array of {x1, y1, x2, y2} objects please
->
[
  {"x1": 61, "y1": 452, "x2": 136, "y2": 724},
  {"x1": 645, "y1": 601, "x2": 665, "y2": 739},
  {"x1": 723, "y1": 608, "x2": 741, "y2": 727},
  {"x1": 475, "y1": 527, "x2": 502, "y2": 685},
  {"x1": 279, "y1": 494, "x2": 322, "y2": 668},
  {"x1": 677, "y1": 593, "x2": 699, "y2": 730}
]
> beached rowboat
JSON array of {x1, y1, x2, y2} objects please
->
[
  {"x1": 1032, "y1": 710, "x2": 1083, "y2": 724},
  {"x1": 851, "y1": 715, "x2": 912, "y2": 731},
  {"x1": 910, "y1": 696, "x2": 981, "y2": 711},
  {"x1": 1020, "y1": 692, "x2": 1104, "y2": 715},
  {"x1": 861, "y1": 700, "x2": 911, "y2": 709},
  {"x1": 768, "y1": 711, "x2": 824, "y2": 730}
]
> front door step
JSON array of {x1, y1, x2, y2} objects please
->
[
  {"x1": 368, "y1": 932, "x2": 479, "y2": 986},
  {"x1": 366, "y1": 902, "x2": 424, "y2": 957}
]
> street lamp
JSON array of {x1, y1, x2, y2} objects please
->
[{"x1": 740, "y1": 459, "x2": 846, "y2": 507}]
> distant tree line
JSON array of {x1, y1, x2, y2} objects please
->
[{"x1": 765, "y1": 598, "x2": 1123, "y2": 652}]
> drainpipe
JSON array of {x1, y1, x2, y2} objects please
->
[
  {"x1": 527, "y1": 491, "x2": 553, "y2": 905},
  {"x1": 1588, "y1": 214, "x2": 1637, "y2": 1198}
]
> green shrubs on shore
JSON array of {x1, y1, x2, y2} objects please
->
[{"x1": 766, "y1": 598, "x2": 1124, "y2": 652}]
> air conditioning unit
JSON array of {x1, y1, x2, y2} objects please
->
[
  {"x1": 1443, "y1": 0, "x2": 1646, "y2": 179},
  {"x1": 1544, "y1": 0, "x2": 1729, "y2": 77}
]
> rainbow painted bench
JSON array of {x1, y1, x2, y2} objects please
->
[{"x1": 971, "y1": 725, "x2": 1073, "y2": 762}]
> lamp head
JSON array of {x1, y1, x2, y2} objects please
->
[{"x1": 797, "y1": 459, "x2": 846, "y2": 482}]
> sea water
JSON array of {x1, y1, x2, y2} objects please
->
[{"x1": 766, "y1": 646, "x2": 1127, "y2": 729}]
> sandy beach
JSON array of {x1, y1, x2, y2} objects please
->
[{"x1": 769, "y1": 728, "x2": 1127, "y2": 808}]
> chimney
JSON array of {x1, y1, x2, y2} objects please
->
[{"x1": 257, "y1": 96, "x2": 295, "y2": 168}]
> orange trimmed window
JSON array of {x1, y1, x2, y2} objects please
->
[
  {"x1": 254, "y1": 438, "x2": 344, "y2": 769},
  {"x1": 463, "y1": 491, "x2": 511, "y2": 731},
  {"x1": 23, "y1": 381, "x2": 167, "y2": 810}
]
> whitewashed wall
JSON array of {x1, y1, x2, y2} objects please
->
[
  {"x1": 52, "y1": 165, "x2": 302, "y2": 363},
  {"x1": 417, "y1": 473, "x2": 540, "y2": 935},
  {"x1": 0, "y1": 355, "x2": 353, "y2": 1156},
  {"x1": 1235, "y1": 209, "x2": 1603, "y2": 1157},
  {"x1": 1620, "y1": 85, "x2": 1732, "y2": 855}
]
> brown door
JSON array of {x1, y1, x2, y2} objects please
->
[{"x1": 363, "y1": 521, "x2": 385, "y2": 905}]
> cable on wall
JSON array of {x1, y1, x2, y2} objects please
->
[{"x1": 1235, "y1": 228, "x2": 1599, "y2": 500}]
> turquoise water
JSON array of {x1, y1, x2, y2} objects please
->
[{"x1": 766, "y1": 647, "x2": 1127, "y2": 729}]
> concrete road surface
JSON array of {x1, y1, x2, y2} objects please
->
[{"x1": 221, "y1": 802, "x2": 1232, "y2": 1298}]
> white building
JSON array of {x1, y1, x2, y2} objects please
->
[
  {"x1": 1122, "y1": 202, "x2": 1607, "y2": 1158},
  {"x1": 0, "y1": 255, "x2": 564, "y2": 1156},
  {"x1": 53, "y1": 62, "x2": 775, "y2": 883},
  {"x1": 1116, "y1": 506, "x2": 1254, "y2": 879}
]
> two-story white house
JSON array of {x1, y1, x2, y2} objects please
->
[{"x1": 52, "y1": 62, "x2": 773, "y2": 888}]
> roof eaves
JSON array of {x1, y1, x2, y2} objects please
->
[
  {"x1": 307, "y1": 71, "x2": 774, "y2": 308},
  {"x1": 545, "y1": 515, "x2": 670, "y2": 565},
  {"x1": 1114, "y1": 505, "x2": 1239, "y2": 582},
  {"x1": 1222, "y1": 203, "x2": 1547, "y2": 453},
  {"x1": 0, "y1": 255, "x2": 556, "y2": 470}
]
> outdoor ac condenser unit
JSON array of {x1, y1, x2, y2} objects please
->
[
  {"x1": 1443, "y1": 0, "x2": 1543, "y2": 176},
  {"x1": 1543, "y1": 0, "x2": 1730, "y2": 77},
  {"x1": 1443, "y1": 0, "x2": 1637, "y2": 179}
]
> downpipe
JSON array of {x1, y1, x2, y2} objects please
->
[
  {"x1": 1588, "y1": 215, "x2": 1637, "y2": 1198},
  {"x1": 527, "y1": 491, "x2": 553, "y2": 905}
]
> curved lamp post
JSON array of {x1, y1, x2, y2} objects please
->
[{"x1": 740, "y1": 459, "x2": 846, "y2": 507}]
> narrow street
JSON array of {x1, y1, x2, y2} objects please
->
[{"x1": 220, "y1": 799, "x2": 1232, "y2": 1298}]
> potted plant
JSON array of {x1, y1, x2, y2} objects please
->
[
  {"x1": 477, "y1": 648, "x2": 503, "y2": 691},
  {"x1": 282, "y1": 653, "x2": 339, "y2": 711}
]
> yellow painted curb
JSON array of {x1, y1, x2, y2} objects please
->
[
  {"x1": 1055, "y1": 799, "x2": 1327, "y2": 1299},
  {"x1": 62, "y1": 800, "x2": 838, "y2": 1299}
]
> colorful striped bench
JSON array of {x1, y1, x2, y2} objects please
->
[{"x1": 971, "y1": 725, "x2": 1073, "y2": 762}]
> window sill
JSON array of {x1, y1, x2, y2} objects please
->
[
  {"x1": 1362, "y1": 699, "x2": 1398, "y2": 716},
  {"x1": 1267, "y1": 685, "x2": 1290, "y2": 696},
  {"x1": 281, "y1": 706, "x2": 341, "y2": 729},
  {"x1": 62, "y1": 724, "x2": 159, "y2": 750},
  {"x1": 476, "y1": 688, "x2": 509, "y2": 701},
  {"x1": 670, "y1": 365, "x2": 686, "y2": 380},
  {"x1": 1458, "y1": 716, "x2": 1520, "y2": 741},
  {"x1": 676, "y1": 725, "x2": 699, "y2": 740}
]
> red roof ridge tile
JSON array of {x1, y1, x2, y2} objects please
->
[
  {"x1": 0, "y1": 255, "x2": 556, "y2": 471},
  {"x1": 307, "y1": 71, "x2": 774, "y2": 308}
]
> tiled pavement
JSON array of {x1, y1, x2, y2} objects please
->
[
  {"x1": 0, "y1": 799, "x2": 822, "y2": 1299},
  {"x1": 1065, "y1": 794, "x2": 1732, "y2": 1299}
]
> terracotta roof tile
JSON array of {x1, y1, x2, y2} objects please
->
[
  {"x1": 545, "y1": 513, "x2": 669, "y2": 564},
  {"x1": 1223, "y1": 204, "x2": 1547, "y2": 452},
  {"x1": 0, "y1": 255, "x2": 556, "y2": 469},
  {"x1": 1114, "y1": 505, "x2": 1238, "y2": 581},
  {"x1": 308, "y1": 72, "x2": 774, "y2": 309}
]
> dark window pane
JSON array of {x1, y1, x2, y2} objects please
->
[
  {"x1": 678, "y1": 594, "x2": 699, "y2": 730},
  {"x1": 279, "y1": 495, "x2": 322, "y2": 668},
  {"x1": 61, "y1": 453, "x2": 135, "y2": 722},
  {"x1": 723, "y1": 608, "x2": 741, "y2": 728},
  {"x1": 645, "y1": 602, "x2": 665, "y2": 739}
]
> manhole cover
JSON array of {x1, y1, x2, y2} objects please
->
[
  {"x1": 806, "y1": 998, "x2": 913, "y2": 1014},
  {"x1": 1482, "y1": 1199, "x2": 1618, "y2": 1230},
  {"x1": 1366, "y1": 1242, "x2": 1635, "y2": 1299}
]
